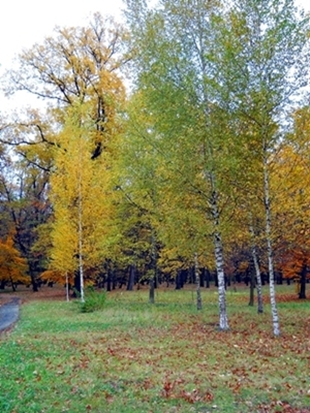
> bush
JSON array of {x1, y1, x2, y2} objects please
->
[{"x1": 80, "y1": 289, "x2": 107, "y2": 313}]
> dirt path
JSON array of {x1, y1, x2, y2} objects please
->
[{"x1": 0, "y1": 297, "x2": 21, "y2": 334}]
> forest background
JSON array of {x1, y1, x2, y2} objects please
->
[{"x1": 0, "y1": 0, "x2": 310, "y2": 338}]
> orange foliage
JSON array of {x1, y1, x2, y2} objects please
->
[
  {"x1": 279, "y1": 248, "x2": 310, "y2": 281},
  {"x1": 0, "y1": 234, "x2": 28, "y2": 286},
  {"x1": 40, "y1": 269, "x2": 73, "y2": 285}
]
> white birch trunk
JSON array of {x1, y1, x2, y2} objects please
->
[
  {"x1": 252, "y1": 244, "x2": 263, "y2": 313},
  {"x1": 194, "y1": 252, "x2": 202, "y2": 311},
  {"x1": 66, "y1": 272, "x2": 70, "y2": 302},
  {"x1": 214, "y1": 229, "x2": 229, "y2": 330},
  {"x1": 263, "y1": 157, "x2": 280, "y2": 336},
  {"x1": 200, "y1": 34, "x2": 228, "y2": 328},
  {"x1": 78, "y1": 150, "x2": 85, "y2": 304},
  {"x1": 210, "y1": 185, "x2": 229, "y2": 331}
]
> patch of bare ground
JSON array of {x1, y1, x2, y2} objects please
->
[
  {"x1": 0, "y1": 284, "x2": 68, "y2": 303},
  {"x1": 0, "y1": 296, "x2": 14, "y2": 307}
]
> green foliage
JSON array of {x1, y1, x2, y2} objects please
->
[{"x1": 79, "y1": 288, "x2": 107, "y2": 313}]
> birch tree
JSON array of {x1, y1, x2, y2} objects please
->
[
  {"x1": 216, "y1": 0, "x2": 310, "y2": 335},
  {"x1": 50, "y1": 102, "x2": 117, "y2": 301},
  {"x1": 124, "y1": 0, "x2": 233, "y2": 330}
]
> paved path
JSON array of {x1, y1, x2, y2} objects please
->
[{"x1": 0, "y1": 297, "x2": 21, "y2": 333}]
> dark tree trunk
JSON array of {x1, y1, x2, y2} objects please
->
[
  {"x1": 205, "y1": 268, "x2": 210, "y2": 288},
  {"x1": 30, "y1": 269, "x2": 39, "y2": 292},
  {"x1": 175, "y1": 270, "x2": 182, "y2": 290},
  {"x1": 199, "y1": 271, "x2": 204, "y2": 288},
  {"x1": 195, "y1": 253, "x2": 202, "y2": 311},
  {"x1": 149, "y1": 230, "x2": 157, "y2": 304},
  {"x1": 112, "y1": 272, "x2": 117, "y2": 290},
  {"x1": 149, "y1": 277, "x2": 155, "y2": 304},
  {"x1": 10, "y1": 278, "x2": 17, "y2": 292},
  {"x1": 107, "y1": 270, "x2": 112, "y2": 292},
  {"x1": 73, "y1": 271, "x2": 81, "y2": 297},
  {"x1": 276, "y1": 272, "x2": 283, "y2": 285},
  {"x1": 299, "y1": 265, "x2": 307, "y2": 299},
  {"x1": 201, "y1": 268, "x2": 205, "y2": 288},
  {"x1": 127, "y1": 265, "x2": 135, "y2": 291}
]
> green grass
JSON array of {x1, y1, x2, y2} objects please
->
[{"x1": 0, "y1": 285, "x2": 309, "y2": 412}]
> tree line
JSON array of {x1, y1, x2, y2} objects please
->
[{"x1": 0, "y1": 0, "x2": 309, "y2": 335}]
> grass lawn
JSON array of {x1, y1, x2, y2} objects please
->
[{"x1": 0, "y1": 284, "x2": 309, "y2": 412}]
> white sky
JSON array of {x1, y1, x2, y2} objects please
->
[
  {"x1": 0, "y1": 0, "x2": 309, "y2": 112},
  {"x1": 0, "y1": 0, "x2": 124, "y2": 111},
  {"x1": 1, "y1": 0, "x2": 308, "y2": 69},
  {"x1": 0, "y1": 0, "x2": 124, "y2": 69}
]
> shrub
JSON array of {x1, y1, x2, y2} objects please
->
[{"x1": 80, "y1": 289, "x2": 107, "y2": 313}]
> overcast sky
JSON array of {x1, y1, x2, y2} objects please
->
[
  {"x1": 0, "y1": 0, "x2": 124, "y2": 70},
  {"x1": 0, "y1": 0, "x2": 309, "y2": 111},
  {"x1": 1, "y1": 0, "x2": 309, "y2": 70},
  {"x1": 1, "y1": 0, "x2": 309, "y2": 69}
]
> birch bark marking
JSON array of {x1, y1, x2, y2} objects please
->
[
  {"x1": 78, "y1": 141, "x2": 85, "y2": 304},
  {"x1": 252, "y1": 244, "x2": 263, "y2": 313},
  {"x1": 66, "y1": 272, "x2": 70, "y2": 302},
  {"x1": 210, "y1": 180, "x2": 229, "y2": 331},
  {"x1": 194, "y1": 252, "x2": 202, "y2": 311},
  {"x1": 263, "y1": 156, "x2": 280, "y2": 336},
  {"x1": 214, "y1": 229, "x2": 229, "y2": 330}
]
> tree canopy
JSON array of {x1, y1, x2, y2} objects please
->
[{"x1": 0, "y1": 2, "x2": 309, "y2": 335}]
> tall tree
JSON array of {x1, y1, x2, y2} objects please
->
[
  {"x1": 49, "y1": 100, "x2": 120, "y2": 301},
  {"x1": 1, "y1": 14, "x2": 128, "y2": 293},
  {"x1": 116, "y1": 95, "x2": 163, "y2": 302},
  {"x1": 212, "y1": 0, "x2": 310, "y2": 335},
  {"x1": 124, "y1": 0, "x2": 234, "y2": 330}
]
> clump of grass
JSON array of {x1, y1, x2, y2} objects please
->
[{"x1": 79, "y1": 287, "x2": 107, "y2": 313}]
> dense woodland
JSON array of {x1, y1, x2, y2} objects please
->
[{"x1": 0, "y1": 0, "x2": 310, "y2": 335}]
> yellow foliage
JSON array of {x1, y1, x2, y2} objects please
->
[
  {"x1": 271, "y1": 109, "x2": 310, "y2": 278},
  {"x1": 49, "y1": 99, "x2": 119, "y2": 278},
  {"x1": 40, "y1": 269, "x2": 74, "y2": 285}
]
